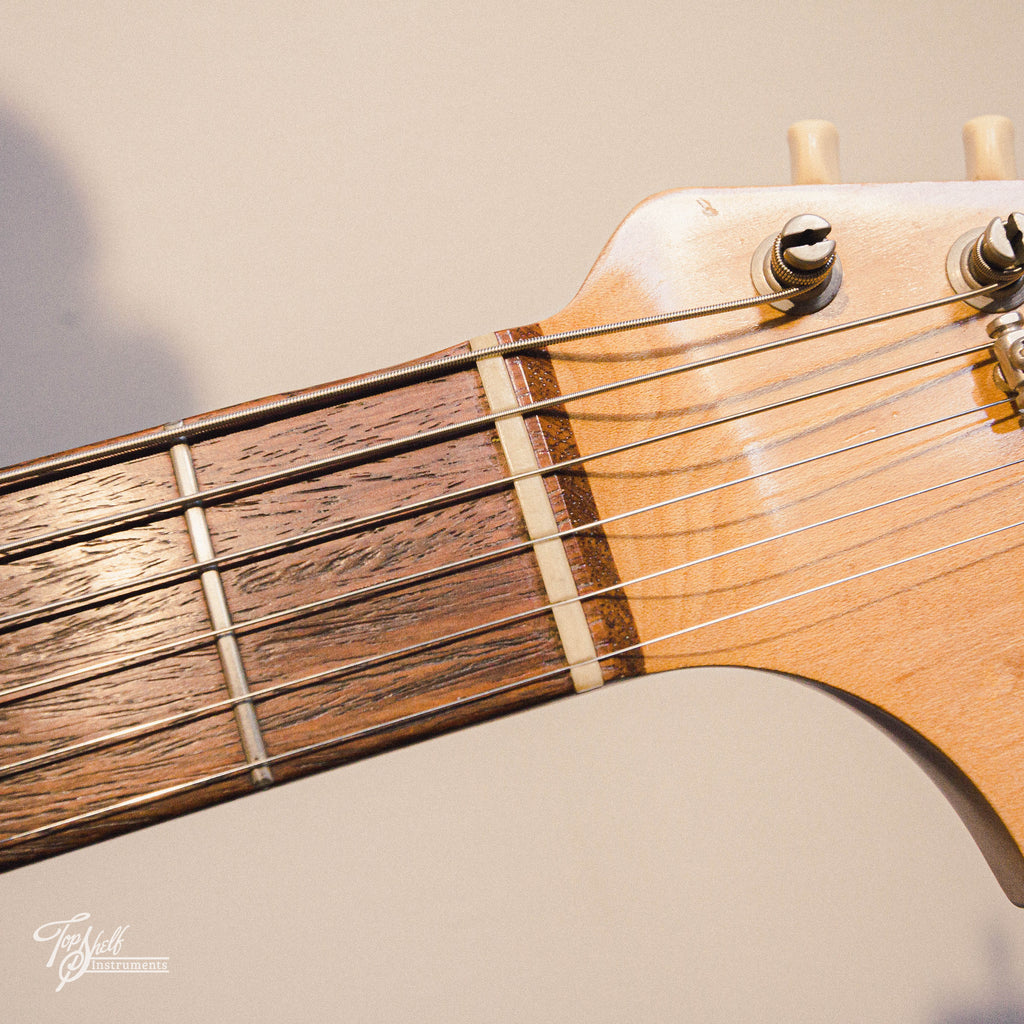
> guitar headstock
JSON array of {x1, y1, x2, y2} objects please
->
[
  {"x1": 543, "y1": 117, "x2": 1020, "y2": 341},
  {"x1": 516, "y1": 120, "x2": 1024, "y2": 903}
]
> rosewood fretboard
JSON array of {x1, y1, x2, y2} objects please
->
[{"x1": 0, "y1": 340, "x2": 638, "y2": 869}]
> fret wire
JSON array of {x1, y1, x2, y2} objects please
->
[
  {"x1": 3, "y1": 503, "x2": 1022, "y2": 853},
  {"x1": 2, "y1": 449, "x2": 1020, "y2": 782},
  {"x1": 167, "y1": 434, "x2": 274, "y2": 789},
  {"x1": 0, "y1": 395, "x2": 1008, "y2": 704},
  {"x1": 0, "y1": 287, "x2": 811, "y2": 492},
  {"x1": 0, "y1": 284, "x2": 996, "y2": 563}
]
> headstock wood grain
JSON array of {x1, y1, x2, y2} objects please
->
[{"x1": 520, "y1": 118, "x2": 1024, "y2": 903}]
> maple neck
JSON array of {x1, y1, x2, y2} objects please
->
[{"x1": 0, "y1": 340, "x2": 638, "y2": 871}]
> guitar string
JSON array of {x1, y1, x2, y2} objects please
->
[
  {"x1": 1, "y1": 453, "x2": 1020, "y2": 780},
  {"x1": 0, "y1": 398, "x2": 1009, "y2": 706},
  {"x1": 0, "y1": 330, "x2": 999, "y2": 637},
  {"x1": 0, "y1": 449, "x2": 1019, "y2": 779},
  {"x1": 0, "y1": 283, "x2": 996, "y2": 563},
  {"x1": 2, "y1": 504, "x2": 1022, "y2": 851},
  {"x1": 0, "y1": 287, "x2": 808, "y2": 491}
]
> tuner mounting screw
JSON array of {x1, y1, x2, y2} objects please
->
[
  {"x1": 751, "y1": 213, "x2": 842, "y2": 314},
  {"x1": 947, "y1": 212, "x2": 1024, "y2": 311}
]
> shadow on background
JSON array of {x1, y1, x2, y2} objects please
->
[
  {"x1": 0, "y1": 101, "x2": 192, "y2": 467},
  {"x1": 931, "y1": 927, "x2": 1024, "y2": 1024}
]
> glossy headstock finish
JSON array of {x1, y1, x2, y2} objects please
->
[{"x1": 532, "y1": 173, "x2": 1024, "y2": 903}]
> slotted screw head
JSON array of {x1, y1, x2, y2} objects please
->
[
  {"x1": 980, "y1": 213, "x2": 1024, "y2": 271},
  {"x1": 778, "y1": 214, "x2": 836, "y2": 272}
]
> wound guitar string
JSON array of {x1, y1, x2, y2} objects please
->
[
  {"x1": 0, "y1": 284, "x2": 995, "y2": 560},
  {"x1": 0, "y1": 287, "x2": 811, "y2": 491},
  {"x1": 1, "y1": 446, "x2": 1021, "y2": 783}
]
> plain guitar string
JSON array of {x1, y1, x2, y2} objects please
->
[
  {"x1": 0, "y1": 343, "x2": 1006, "y2": 636},
  {"x1": 2, "y1": 504, "x2": 1023, "y2": 851},
  {"x1": 0, "y1": 280, "x2": 1015, "y2": 848},
  {"x1": 0, "y1": 449, "x2": 1021, "y2": 781},
  {"x1": 0, "y1": 287, "x2": 814, "y2": 490},
  {"x1": 0, "y1": 283, "x2": 998, "y2": 562},
  {"x1": 0, "y1": 398, "x2": 1011, "y2": 704}
]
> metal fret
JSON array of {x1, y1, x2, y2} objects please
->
[{"x1": 167, "y1": 430, "x2": 274, "y2": 788}]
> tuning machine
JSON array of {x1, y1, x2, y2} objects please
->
[
  {"x1": 947, "y1": 213, "x2": 1024, "y2": 312},
  {"x1": 751, "y1": 214, "x2": 843, "y2": 314}
]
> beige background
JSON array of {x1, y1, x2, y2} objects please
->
[{"x1": 2, "y1": 3, "x2": 1024, "y2": 1021}]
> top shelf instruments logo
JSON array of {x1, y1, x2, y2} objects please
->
[{"x1": 33, "y1": 913, "x2": 169, "y2": 991}]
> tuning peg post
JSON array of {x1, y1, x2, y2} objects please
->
[
  {"x1": 963, "y1": 115, "x2": 1017, "y2": 180},
  {"x1": 787, "y1": 120, "x2": 841, "y2": 185}
]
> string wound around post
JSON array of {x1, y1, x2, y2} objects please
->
[
  {"x1": 948, "y1": 213, "x2": 1024, "y2": 312},
  {"x1": 989, "y1": 311, "x2": 1024, "y2": 408},
  {"x1": 751, "y1": 213, "x2": 843, "y2": 314}
]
